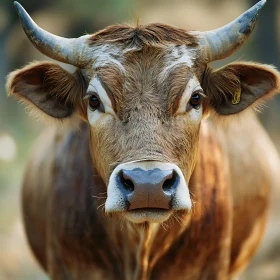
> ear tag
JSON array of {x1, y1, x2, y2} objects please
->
[{"x1": 232, "y1": 88, "x2": 241, "y2": 105}]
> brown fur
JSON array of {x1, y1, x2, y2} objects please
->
[
  {"x1": 202, "y1": 62, "x2": 280, "y2": 115},
  {"x1": 20, "y1": 118, "x2": 278, "y2": 279},
  {"x1": 97, "y1": 65, "x2": 124, "y2": 114},
  {"x1": 7, "y1": 22, "x2": 280, "y2": 280},
  {"x1": 7, "y1": 61, "x2": 87, "y2": 120},
  {"x1": 88, "y1": 46, "x2": 200, "y2": 184},
  {"x1": 88, "y1": 23, "x2": 198, "y2": 47}
]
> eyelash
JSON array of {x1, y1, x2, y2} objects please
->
[{"x1": 84, "y1": 92, "x2": 103, "y2": 112}]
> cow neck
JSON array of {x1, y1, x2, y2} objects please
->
[{"x1": 104, "y1": 219, "x2": 190, "y2": 280}]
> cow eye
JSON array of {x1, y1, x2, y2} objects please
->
[
  {"x1": 189, "y1": 92, "x2": 201, "y2": 109},
  {"x1": 88, "y1": 94, "x2": 100, "y2": 111}
]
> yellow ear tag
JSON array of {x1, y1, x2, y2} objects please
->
[{"x1": 232, "y1": 88, "x2": 241, "y2": 105}]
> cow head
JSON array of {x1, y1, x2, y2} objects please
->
[{"x1": 7, "y1": 1, "x2": 280, "y2": 224}]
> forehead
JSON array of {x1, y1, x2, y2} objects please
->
[
  {"x1": 86, "y1": 44, "x2": 200, "y2": 103},
  {"x1": 88, "y1": 23, "x2": 198, "y2": 48},
  {"x1": 86, "y1": 46, "x2": 201, "y2": 121},
  {"x1": 90, "y1": 43, "x2": 197, "y2": 69},
  {"x1": 88, "y1": 47, "x2": 199, "y2": 88},
  {"x1": 88, "y1": 45, "x2": 198, "y2": 97},
  {"x1": 87, "y1": 23, "x2": 199, "y2": 72},
  {"x1": 84, "y1": 24, "x2": 202, "y2": 114}
]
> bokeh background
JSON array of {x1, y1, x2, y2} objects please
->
[{"x1": 0, "y1": 0, "x2": 280, "y2": 279}]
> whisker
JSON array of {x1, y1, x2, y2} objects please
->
[
  {"x1": 98, "y1": 191, "x2": 107, "y2": 195},
  {"x1": 176, "y1": 213, "x2": 187, "y2": 226},
  {"x1": 97, "y1": 202, "x2": 106, "y2": 210},
  {"x1": 160, "y1": 222, "x2": 168, "y2": 231},
  {"x1": 169, "y1": 216, "x2": 175, "y2": 227},
  {"x1": 173, "y1": 214, "x2": 183, "y2": 227},
  {"x1": 91, "y1": 195, "x2": 107, "y2": 199}
]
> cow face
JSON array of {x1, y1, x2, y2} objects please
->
[
  {"x1": 7, "y1": 2, "x2": 280, "y2": 224},
  {"x1": 84, "y1": 42, "x2": 203, "y2": 223}
]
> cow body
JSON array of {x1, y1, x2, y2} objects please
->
[
  {"x1": 9, "y1": 2, "x2": 280, "y2": 279},
  {"x1": 22, "y1": 113, "x2": 279, "y2": 280}
]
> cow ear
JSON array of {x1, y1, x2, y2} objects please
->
[
  {"x1": 6, "y1": 61, "x2": 85, "y2": 119},
  {"x1": 203, "y1": 62, "x2": 280, "y2": 115}
]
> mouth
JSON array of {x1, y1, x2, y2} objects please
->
[
  {"x1": 105, "y1": 161, "x2": 192, "y2": 224},
  {"x1": 123, "y1": 208, "x2": 172, "y2": 223}
]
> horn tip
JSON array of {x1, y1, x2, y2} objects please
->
[
  {"x1": 13, "y1": 1, "x2": 21, "y2": 10},
  {"x1": 14, "y1": 1, "x2": 25, "y2": 16},
  {"x1": 257, "y1": 0, "x2": 267, "y2": 10},
  {"x1": 253, "y1": 0, "x2": 267, "y2": 19}
]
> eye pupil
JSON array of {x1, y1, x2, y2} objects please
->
[
  {"x1": 89, "y1": 95, "x2": 100, "y2": 110},
  {"x1": 190, "y1": 93, "x2": 201, "y2": 108}
]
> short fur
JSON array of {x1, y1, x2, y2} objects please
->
[
  {"x1": 7, "y1": 23, "x2": 280, "y2": 280},
  {"x1": 7, "y1": 61, "x2": 87, "y2": 121},
  {"x1": 20, "y1": 118, "x2": 279, "y2": 279},
  {"x1": 89, "y1": 23, "x2": 198, "y2": 47},
  {"x1": 203, "y1": 62, "x2": 280, "y2": 115}
]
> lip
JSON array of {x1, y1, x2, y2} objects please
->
[{"x1": 123, "y1": 208, "x2": 172, "y2": 223}]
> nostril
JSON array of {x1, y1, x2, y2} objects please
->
[
  {"x1": 162, "y1": 171, "x2": 179, "y2": 194},
  {"x1": 119, "y1": 171, "x2": 134, "y2": 194}
]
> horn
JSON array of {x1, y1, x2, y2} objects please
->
[
  {"x1": 14, "y1": 1, "x2": 89, "y2": 67},
  {"x1": 196, "y1": 0, "x2": 266, "y2": 62}
]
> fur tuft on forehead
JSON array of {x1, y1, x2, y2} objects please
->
[{"x1": 88, "y1": 23, "x2": 198, "y2": 47}]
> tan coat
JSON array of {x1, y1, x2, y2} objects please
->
[{"x1": 21, "y1": 112, "x2": 279, "y2": 280}]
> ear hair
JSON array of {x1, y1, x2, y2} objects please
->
[
  {"x1": 6, "y1": 61, "x2": 87, "y2": 128},
  {"x1": 201, "y1": 65, "x2": 240, "y2": 109},
  {"x1": 202, "y1": 62, "x2": 280, "y2": 117}
]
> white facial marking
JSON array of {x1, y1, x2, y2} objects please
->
[
  {"x1": 161, "y1": 45, "x2": 196, "y2": 78},
  {"x1": 87, "y1": 77, "x2": 115, "y2": 124},
  {"x1": 175, "y1": 77, "x2": 203, "y2": 122},
  {"x1": 90, "y1": 44, "x2": 125, "y2": 73},
  {"x1": 171, "y1": 50, "x2": 195, "y2": 67},
  {"x1": 105, "y1": 161, "x2": 192, "y2": 223},
  {"x1": 177, "y1": 77, "x2": 200, "y2": 113}
]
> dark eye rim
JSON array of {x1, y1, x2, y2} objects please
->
[
  {"x1": 189, "y1": 91, "x2": 202, "y2": 109},
  {"x1": 88, "y1": 93, "x2": 101, "y2": 111}
]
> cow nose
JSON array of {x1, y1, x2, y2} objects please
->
[{"x1": 117, "y1": 168, "x2": 179, "y2": 210}]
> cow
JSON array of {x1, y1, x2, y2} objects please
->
[{"x1": 7, "y1": 1, "x2": 280, "y2": 279}]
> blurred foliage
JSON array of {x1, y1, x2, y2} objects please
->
[{"x1": 0, "y1": 0, "x2": 280, "y2": 279}]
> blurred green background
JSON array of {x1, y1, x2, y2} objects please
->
[{"x1": 0, "y1": 0, "x2": 280, "y2": 279}]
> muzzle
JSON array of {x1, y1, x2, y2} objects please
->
[{"x1": 105, "y1": 161, "x2": 191, "y2": 223}]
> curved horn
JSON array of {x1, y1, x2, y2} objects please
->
[
  {"x1": 14, "y1": 1, "x2": 89, "y2": 67},
  {"x1": 197, "y1": 0, "x2": 266, "y2": 62}
]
